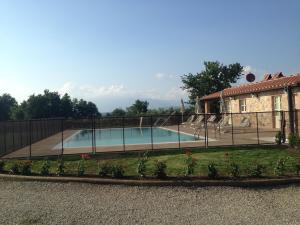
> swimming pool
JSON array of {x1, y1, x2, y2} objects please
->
[{"x1": 60, "y1": 127, "x2": 200, "y2": 148}]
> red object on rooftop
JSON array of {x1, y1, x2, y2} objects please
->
[{"x1": 246, "y1": 73, "x2": 255, "y2": 82}]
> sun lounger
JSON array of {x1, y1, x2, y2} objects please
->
[
  {"x1": 181, "y1": 114, "x2": 195, "y2": 126},
  {"x1": 191, "y1": 115, "x2": 204, "y2": 128}
]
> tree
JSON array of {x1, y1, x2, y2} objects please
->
[
  {"x1": 126, "y1": 100, "x2": 149, "y2": 115},
  {"x1": 181, "y1": 61, "x2": 243, "y2": 105},
  {"x1": 73, "y1": 98, "x2": 100, "y2": 118},
  {"x1": 6, "y1": 90, "x2": 101, "y2": 120},
  {"x1": 0, "y1": 94, "x2": 17, "y2": 121},
  {"x1": 60, "y1": 94, "x2": 73, "y2": 118},
  {"x1": 111, "y1": 108, "x2": 126, "y2": 117}
]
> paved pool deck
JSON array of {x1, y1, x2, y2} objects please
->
[{"x1": 1, "y1": 125, "x2": 279, "y2": 159}]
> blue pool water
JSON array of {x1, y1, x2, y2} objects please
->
[{"x1": 62, "y1": 127, "x2": 199, "y2": 148}]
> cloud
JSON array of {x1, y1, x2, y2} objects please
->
[
  {"x1": 242, "y1": 65, "x2": 252, "y2": 74},
  {"x1": 155, "y1": 73, "x2": 165, "y2": 79},
  {"x1": 78, "y1": 84, "x2": 126, "y2": 97},
  {"x1": 154, "y1": 73, "x2": 176, "y2": 80},
  {"x1": 58, "y1": 81, "x2": 75, "y2": 95},
  {"x1": 58, "y1": 82, "x2": 188, "y2": 102}
]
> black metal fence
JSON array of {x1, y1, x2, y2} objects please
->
[{"x1": 0, "y1": 110, "x2": 299, "y2": 159}]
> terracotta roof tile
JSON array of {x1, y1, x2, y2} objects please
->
[{"x1": 201, "y1": 73, "x2": 300, "y2": 100}]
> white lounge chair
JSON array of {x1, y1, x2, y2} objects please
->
[{"x1": 181, "y1": 115, "x2": 195, "y2": 126}]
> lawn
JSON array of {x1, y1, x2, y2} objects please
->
[{"x1": 2, "y1": 146, "x2": 300, "y2": 177}]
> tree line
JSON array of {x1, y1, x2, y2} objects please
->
[
  {"x1": 0, "y1": 90, "x2": 100, "y2": 121},
  {"x1": 0, "y1": 61, "x2": 244, "y2": 121},
  {"x1": 107, "y1": 99, "x2": 191, "y2": 117}
]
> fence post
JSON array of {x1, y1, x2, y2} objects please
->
[
  {"x1": 12, "y1": 121, "x2": 15, "y2": 151},
  {"x1": 205, "y1": 114, "x2": 208, "y2": 148},
  {"x1": 29, "y1": 120, "x2": 32, "y2": 159},
  {"x1": 61, "y1": 119, "x2": 64, "y2": 158},
  {"x1": 256, "y1": 112, "x2": 260, "y2": 145},
  {"x1": 150, "y1": 115, "x2": 154, "y2": 151},
  {"x1": 4, "y1": 122, "x2": 7, "y2": 154},
  {"x1": 94, "y1": 116, "x2": 97, "y2": 154},
  {"x1": 122, "y1": 117, "x2": 125, "y2": 152},
  {"x1": 231, "y1": 113, "x2": 234, "y2": 145},
  {"x1": 91, "y1": 117, "x2": 94, "y2": 154},
  {"x1": 177, "y1": 115, "x2": 181, "y2": 150},
  {"x1": 19, "y1": 121, "x2": 23, "y2": 148}
]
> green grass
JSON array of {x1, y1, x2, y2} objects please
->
[{"x1": 2, "y1": 146, "x2": 300, "y2": 177}]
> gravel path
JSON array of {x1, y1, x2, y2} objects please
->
[{"x1": 0, "y1": 179, "x2": 299, "y2": 225}]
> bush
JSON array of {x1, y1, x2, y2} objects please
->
[
  {"x1": 184, "y1": 154, "x2": 197, "y2": 176},
  {"x1": 137, "y1": 159, "x2": 147, "y2": 177},
  {"x1": 20, "y1": 161, "x2": 32, "y2": 176},
  {"x1": 275, "y1": 131, "x2": 284, "y2": 145},
  {"x1": 249, "y1": 164, "x2": 265, "y2": 177},
  {"x1": 207, "y1": 162, "x2": 218, "y2": 178},
  {"x1": 154, "y1": 161, "x2": 167, "y2": 179},
  {"x1": 288, "y1": 133, "x2": 297, "y2": 148},
  {"x1": 56, "y1": 160, "x2": 65, "y2": 176},
  {"x1": 229, "y1": 162, "x2": 240, "y2": 178},
  {"x1": 137, "y1": 152, "x2": 149, "y2": 177},
  {"x1": 0, "y1": 160, "x2": 5, "y2": 172},
  {"x1": 288, "y1": 133, "x2": 300, "y2": 149},
  {"x1": 40, "y1": 160, "x2": 51, "y2": 176},
  {"x1": 274, "y1": 157, "x2": 288, "y2": 176},
  {"x1": 112, "y1": 165, "x2": 124, "y2": 178},
  {"x1": 9, "y1": 163, "x2": 19, "y2": 174},
  {"x1": 77, "y1": 159, "x2": 85, "y2": 176},
  {"x1": 98, "y1": 163, "x2": 113, "y2": 177},
  {"x1": 295, "y1": 163, "x2": 300, "y2": 175}
]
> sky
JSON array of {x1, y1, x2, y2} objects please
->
[{"x1": 0, "y1": 0, "x2": 300, "y2": 112}]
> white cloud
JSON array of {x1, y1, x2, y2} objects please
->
[
  {"x1": 154, "y1": 73, "x2": 165, "y2": 79},
  {"x1": 243, "y1": 65, "x2": 252, "y2": 74},
  {"x1": 154, "y1": 73, "x2": 176, "y2": 80},
  {"x1": 58, "y1": 81, "x2": 75, "y2": 95},
  {"x1": 57, "y1": 82, "x2": 188, "y2": 102}
]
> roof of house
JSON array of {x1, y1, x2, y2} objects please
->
[{"x1": 201, "y1": 72, "x2": 300, "y2": 101}]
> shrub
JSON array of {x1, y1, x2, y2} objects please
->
[
  {"x1": 137, "y1": 159, "x2": 147, "y2": 177},
  {"x1": 77, "y1": 159, "x2": 85, "y2": 176},
  {"x1": 295, "y1": 163, "x2": 300, "y2": 175},
  {"x1": 9, "y1": 163, "x2": 19, "y2": 174},
  {"x1": 275, "y1": 131, "x2": 284, "y2": 145},
  {"x1": 207, "y1": 162, "x2": 218, "y2": 178},
  {"x1": 112, "y1": 165, "x2": 125, "y2": 178},
  {"x1": 288, "y1": 133, "x2": 297, "y2": 148},
  {"x1": 137, "y1": 151, "x2": 149, "y2": 177},
  {"x1": 287, "y1": 133, "x2": 300, "y2": 149},
  {"x1": 98, "y1": 163, "x2": 113, "y2": 177},
  {"x1": 20, "y1": 161, "x2": 32, "y2": 176},
  {"x1": 274, "y1": 157, "x2": 288, "y2": 176},
  {"x1": 56, "y1": 160, "x2": 65, "y2": 176},
  {"x1": 249, "y1": 164, "x2": 265, "y2": 177},
  {"x1": 0, "y1": 160, "x2": 5, "y2": 172},
  {"x1": 40, "y1": 160, "x2": 51, "y2": 176},
  {"x1": 229, "y1": 162, "x2": 240, "y2": 178},
  {"x1": 154, "y1": 161, "x2": 167, "y2": 179},
  {"x1": 184, "y1": 153, "x2": 197, "y2": 176}
]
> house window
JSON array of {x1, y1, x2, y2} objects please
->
[
  {"x1": 239, "y1": 99, "x2": 247, "y2": 112},
  {"x1": 273, "y1": 96, "x2": 282, "y2": 111},
  {"x1": 225, "y1": 100, "x2": 231, "y2": 113}
]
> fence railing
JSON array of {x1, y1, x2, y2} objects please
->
[{"x1": 0, "y1": 110, "x2": 299, "y2": 159}]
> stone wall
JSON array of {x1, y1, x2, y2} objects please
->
[{"x1": 222, "y1": 87, "x2": 300, "y2": 130}]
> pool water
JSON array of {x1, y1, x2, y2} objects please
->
[{"x1": 62, "y1": 127, "x2": 199, "y2": 148}]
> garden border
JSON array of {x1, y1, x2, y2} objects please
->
[{"x1": 1, "y1": 174, "x2": 300, "y2": 187}]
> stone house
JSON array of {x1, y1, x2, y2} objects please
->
[{"x1": 201, "y1": 72, "x2": 300, "y2": 133}]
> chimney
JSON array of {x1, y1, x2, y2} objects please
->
[
  {"x1": 263, "y1": 74, "x2": 272, "y2": 81},
  {"x1": 272, "y1": 72, "x2": 284, "y2": 79}
]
